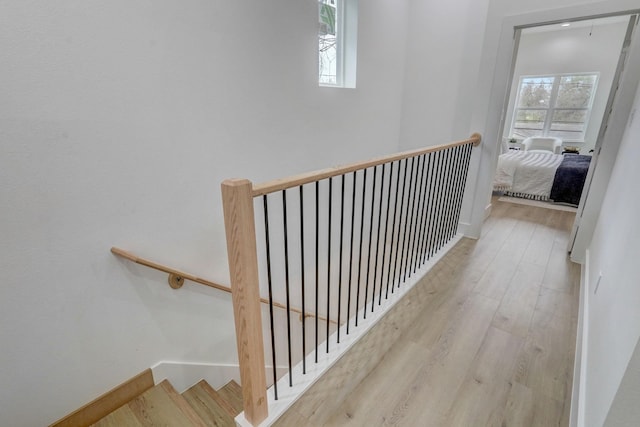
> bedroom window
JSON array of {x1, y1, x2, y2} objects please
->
[
  {"x1": 510, "y1": 73, "x2": 598, "y2": 142},
  {"x1": 318, "y1": 0, "x2": 357, "y2": 88}
]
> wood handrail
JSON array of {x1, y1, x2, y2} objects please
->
[
  {"x1": 111, "y1": 247, "x2": 230, "y2": 292},
  {"x1": 111, "y1": 247, "x2": 334, "y2": 324},
  {"x1": 252, "y1": 133, "x2": 481, "y2": 197}
]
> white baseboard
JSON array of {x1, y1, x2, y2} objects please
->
[
  {"x1": 151, "y1": 361, "x2": 286, "y2": 394},
  {"x1": 457, "y1": 221, "x2": 472, "y2": 236},
  {"x1": 151, "y1": 361, "x2": 241, "y2": 393},
  {"x1": 570, "y1": 249, "x2": 589, "y2": 427}
]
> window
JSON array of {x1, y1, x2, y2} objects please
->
[
  {"x1": 510, "y1": 73, "x2": 599, "y2": 142},
  {"x1": 318, "y1": 0, "x2": 357, "y2": 87}
]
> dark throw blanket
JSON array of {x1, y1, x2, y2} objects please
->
[{"x1": 550, "y1": 154, "x2": 591, "y2": 206}]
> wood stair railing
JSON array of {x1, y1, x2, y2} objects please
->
[{"x1": 52, "y1": 372, "x2": 244, "y2": 427}]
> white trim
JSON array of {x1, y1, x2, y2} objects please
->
[
  {"x1": 235, "y1": 234, "x2": 465, "y2": 426},
  {"x1": 570, "y1": 249, "x2": 590, "y2": 427},
  {"x1": 151, "y1": 361, "x2": 286, "y2": 394},
  {"x1": 458, "y1": 221, "x2": 473, "y2": 237}
]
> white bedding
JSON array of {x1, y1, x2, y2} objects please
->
[{"x1": 493, "y1": 151, "x2": 564, "y2": 200}]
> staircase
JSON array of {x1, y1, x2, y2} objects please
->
[{"x1": 92, "y1": 379, "x2": 243, "y2": 426}]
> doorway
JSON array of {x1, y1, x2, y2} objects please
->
[{"x1": 494, "y1": 13, "x2": 638, "y2": 256}]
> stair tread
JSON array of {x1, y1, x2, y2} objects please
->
[
  {"x1": 94, "y1": 380, "x2": 206, "y2": 427},
  {"x1": 182, "y1": 380, "x2": 236, "y2": 426},
  {"x1": 217, "y1": 380, "x2": 243, "y2": 416},
  {"x1": 92, "y1": 404, "x2": 144, "y2": 427}
]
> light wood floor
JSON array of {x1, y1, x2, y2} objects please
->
[{"x1": 315, "y1": 198, "x2": 581, "y2": 426}]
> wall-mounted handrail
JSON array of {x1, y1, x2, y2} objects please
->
[
  {"x1": 111, "y1": 247, "x2": 230, "y2": 291},
  {"x1": 252, "y1": 133, "x2": 481, "y2": 197},
  {"x1": 110, "y1": 247, "x2": 333, "y2": 323}
]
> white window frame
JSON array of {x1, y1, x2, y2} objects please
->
[
  {"x1": 510, "y1": 72, "x2": 599, "y2": 142},
  {"x1": 318, "y1": 0, "x2": 357, "y2": 88}
]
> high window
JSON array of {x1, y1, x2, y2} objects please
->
[
  {"x1": 510, "y1": 73, "x2": 598, "y2": 142},
  {"x1": 318, "y1": 0, "x2": 357, "y2": 88}
]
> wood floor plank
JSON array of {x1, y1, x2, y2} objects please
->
[
  {"x1": 127, "y1": 380, "x2": 205, "y2": 427},
  {"x1": 280, "y1": 199, "x2": 579, "y2": 427},
  {"x1": 502, "y1": 382, "x2": 535, "y2": 427},
  {"x1": 531, "y1": 392, "x2": 564, "y2": 427},
  {"x1": 322, "y1": 341, "x2": 431, "y2": 426},
  {"x1": 443, "y1": 327, "x2": 522, "y2": 426},
  {"x1": 182, "y1": 381, "x2": 235, "y2": 426},
  {"x1": 92, "y1": 405, "x2": 144, "y2": 427},
  {"x1": 385, "y1": 294, "x2": 500, "y2": 426},
  {"x1": 543, "y1": 239, "x2": 580, "y2": 294},
  {"x1": 217, "y1": 381, "x2": 243, "y2": 416},
  {"x1": 492, "y1": 262, "x2": 545, "y2": 337},
  {"x1": 514, "y1": 310, "x2": 576, "y2": 403}
]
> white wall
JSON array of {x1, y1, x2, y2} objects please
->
[
  {"x1": 504, "y1": 21, "x2": 628, "y2": 152},
  {"x1": 583, "y1": 82, "x2": 640, "y2": 426},
  {"x1": 0, "y1": 1, "x2": 411, "y2": 425},
  {"x1": 399, "y1": 0, "x2": 491, "y2": 149},
  {"x1": 605, "y1": 338, "x2": 640, "y2": 426}
]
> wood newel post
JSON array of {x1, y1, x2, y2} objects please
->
[{"x1": 221, "y1": 179, "x2": 268, "y2": 426}]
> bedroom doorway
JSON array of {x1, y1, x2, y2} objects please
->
[{"x1": 494, "y1": 13, "x2": 639, "y2": 255}]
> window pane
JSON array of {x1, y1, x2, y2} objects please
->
[
  {"x1": 517, "y1": 77, "x2": 554, "y2": 108},
  {"x1": 549, "y1": 109, "x2": 587, "y2": 139},
  {"x1": 319, "y1": 0, "x2": 338, "y2": 85},
  {"x1": 512, "y1": 109, "x2": 547, "y2": 138},
  {"x1": 556, "y1": 75, "x2": 597, "y2": 108}
]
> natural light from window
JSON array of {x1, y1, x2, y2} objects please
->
[
  {"x1": 318, "y1": 0, "x2": 357, "y2": 88},
  {"x1": 318, "y1": 0, "x2": 338, "y2": 85},
  {"x1": 510, "y1": 73, "x2": 599, "y2": 142}
]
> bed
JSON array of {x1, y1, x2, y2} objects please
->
[{"x1": 493, "y1": 150, "x2": 591, "y2": 206}]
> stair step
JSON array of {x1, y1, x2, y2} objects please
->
[
  {"x1": 93, "y1": 380, "x2": 206, "y2": 426},
  {"x1": 92, "y1": 405, "x2": 143, "y2": 427},
  {"x1": 216, "y1": 380, "x2": 243, "y2": 416},
  {"x1": 182, "y1": 380, "x2": 236, "y2": 426}
]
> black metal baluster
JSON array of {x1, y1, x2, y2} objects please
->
[
  {"x1": 299, "y1": 185, "x2": 306, "y2": 374},
  {"x1": 444, "y1": 147, "x2": 459, "y2": 246},
  {"x1": 411, "y1": 155, "x2": 428, "y2": 273},
  {"x1": 417, "y1": 154, "x2": 433, "y2": 266},
  {"x1": 431, "y1": 151, "x2": 445, "y2": 255},
  {"x1": 399, "y1": 157, "x2": 416, "y2": 284},
  {"x1": 450, "y1": 144, "x2": 473, "y2": 237},
  {"x1": 363, "y1": 166, "x2": 378, "y2": 319},
  {"x1": 282, "y1": 190, "x2": 293, "y2": 386},
  {"x1": 434, "y1": 149, "x2": 449, "y2": 254},
  {"x1": 386, "y1": 161, "x2": 401, "y2": 298},
  {"x1": 346, "y1": 172, "x2": 357, "y2": 334},
  {"x1": 315, "y1": 181, "x2": 319, "y2": 363},
  {"x1": 262, "y1": 195, "x2": 278, "y2": 400},
  {"x1": 379, "y1": 162, "x2": 394, "y2": 304},
  {"x1": 355, "y1": 169, "x2": 367, "y2": 326},
  {"x1": 446, "y1": 146, "x2": 464, "y2": 242},
  {"x1": 337, "y1": 175, "x2": 345, "y2": 343},
  {"x1": 435, "y1": 149, "x2": 452, "y2": 252},
  {"x1": 426, "y1": 151, "x2": 442, "y2": 261},
  {"x1": 326, "y1": 178, "x2": 332, "y2": 353},
  {"x1": 391, "y1": 159, "x2": 409, "y2": 290},
  {"x1": 406, "y1": 155, "x2": 424, "y2": 277},
  {"x1": 436, "y1": 149, "x2": 451, "y2": 252},
  {"x1": 372, "y1": 164, "x2": 386, "y2": 311}
]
